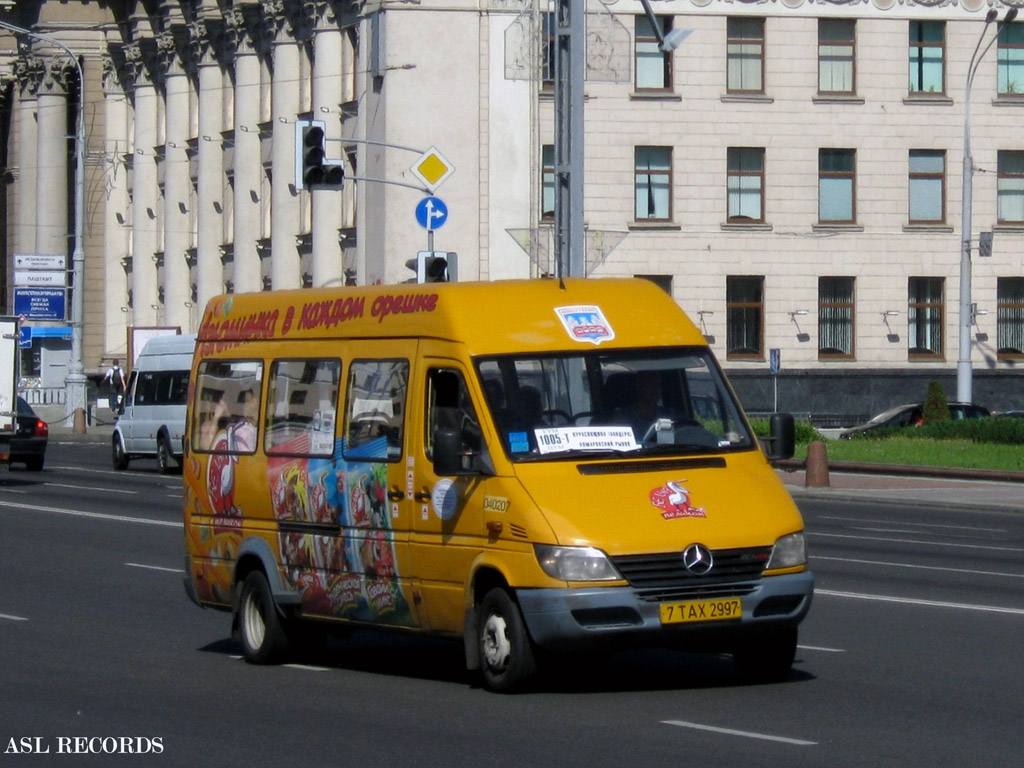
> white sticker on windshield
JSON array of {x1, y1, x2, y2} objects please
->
[
  {"x1": 534, "y1": 426, "x2": 640, "y2": 455},
  {"x1": 555, "y1": 305, "x2": 615, "y2": 345}
]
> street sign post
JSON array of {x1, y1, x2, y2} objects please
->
[{"x1": 415, "y1": 196, "x2": 448, "y2": 231}]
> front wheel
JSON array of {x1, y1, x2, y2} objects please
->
[
  {"x1": 733, "y1": 626, "x2": 798, "y2": 684},
  {"x1": 477, "y1": 588, "x2": 537, "y2": 692},
  {"x1": 237, "y1": 571, "x2": 289, "y2": 664},
  {"x1": 112, "y1": 435, "x2": 129, "y2": 470}
]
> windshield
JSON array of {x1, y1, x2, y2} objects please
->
[{"x1": 475, "y1": 348, "x2": 755, "y2": 461}]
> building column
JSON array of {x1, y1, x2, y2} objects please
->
[
  {"x1": 125, "y1": 42, "x2": 160, "y2": 327},
  {"x1": 13, "y1": 60, "x2": 40, "y2": 260},
  {"x1": 266, "y1": 1, "x2": 304, "y2": 290},
  {"x1": 34, "y1": 58, "x2": 74, "y2": 258},
  {"x1": 157, "y1": 30, "x2": 195, "y2": 332},
  {"x1": 193, "y1": 17, "x2": 225, "y2": 315},
  {"x1": 310, "y1": 1, "x2": 345, "y2": 288},
  {"x1": 227, "y1": 6, "x2": 266, "y2": 295},
  {"x1": 102, "y1": 52, "x2": 130, "y2": 357}
]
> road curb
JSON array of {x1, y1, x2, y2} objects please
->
[{"x1": 776, "y1": 459, "x2": 1024, "y2": 484}]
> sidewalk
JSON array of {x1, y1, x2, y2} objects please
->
[{"x1": 776, "y1": 462, "x2": 1024, "y2": 513}]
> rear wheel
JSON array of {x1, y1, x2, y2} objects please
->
[
  {"x1": 733, "y1": 626, "x2": 798, "y2": 684},
  {"x1": 477, "y1": 588, "x2": 536, "y2": 692},
  {"x1": 156, "y1": 435, "x2": 174, "y2": 474},
  {"x1": 238, "y1": 571, "x2": 288, "y2": 664},
  {"x1": 112, "y1": 436, "x2": 129, "y2": 470}
]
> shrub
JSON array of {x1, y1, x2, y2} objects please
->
[
  {"x1": 922, "y1": 380, "x2": 950, "y2": 424},
  {"x1": 748, "y1": 418, "x2": 823, "y2": 444}
]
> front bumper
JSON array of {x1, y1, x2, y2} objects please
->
[{"x1": 516, "y1": 570, "x2": 814, "y2": 652}]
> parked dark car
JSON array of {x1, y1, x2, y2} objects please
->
[
  {"x1": 839, "y1": 402, "x2": 990, "y2": 439},
  {"x1": 994, "y1": 410, "x2": 1024, "y2": 419},
  {"x1": 9, "y1": 396, "x2": 49, "y2": 471}
]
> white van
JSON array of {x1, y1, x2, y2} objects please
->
[{"x1": 113, "y1": 334, "x2": 195, "y2": 473}]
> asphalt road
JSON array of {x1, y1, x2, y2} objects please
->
[{"x1": 1, "y1": 439, "x2": 1022, "y2": 767}]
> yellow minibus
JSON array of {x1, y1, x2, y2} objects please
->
[{"x1": 183, "y1": 278, "x2": 812, "y2": 691}]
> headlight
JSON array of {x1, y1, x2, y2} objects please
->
[
  {"x1": 534, "y1": 545, "x2": 621, "y2": 582},
  {"x1": 766, "y1": 532, "x2": 807, "y2": 570}
]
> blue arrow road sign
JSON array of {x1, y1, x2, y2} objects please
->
[{"x1": 415, "y1": 196, "x2": 448, "y2": 231}]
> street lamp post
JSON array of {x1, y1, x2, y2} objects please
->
[
  {"x1": 959, "y1": 7, "x2": 1017, "y2": 404},
  {"x1": 0, "y1": 20, "x2": 87, "y2": 432}
]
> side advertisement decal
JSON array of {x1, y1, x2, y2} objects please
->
[{"x1": 185, "y1": 430, "x2": 413, "y2": 627}]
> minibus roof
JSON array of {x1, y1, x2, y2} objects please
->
[{"x1": 195, "y1": 278, "x2": 705, "y2": 355}]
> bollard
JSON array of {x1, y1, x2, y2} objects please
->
[
  {"x1": 73, "y1": 407, "x2": 87, "y2": 435},
  {"x1": 805, "y1": 440, "x2": 830, "y2": 488}
]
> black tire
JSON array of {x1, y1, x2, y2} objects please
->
[
  {"x1": 477, "y1": 588, "x2": 537, "y2": 692},
  {"x1": 237, "y1": 571, "x2": 288, "y2": 664},
  {"x1": 112, "y1": 436, "x2": 129, "y2": 470},
  {"x1": 733, "y1": 626, "x2": 798, "y2": 684},
  {"x1": 156, "y1": 435, "x2": 174, "y2": 475}
]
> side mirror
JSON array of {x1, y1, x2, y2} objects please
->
[
  {"x1": 765, "y1": 413, "x2": 796, "y2": 460},
  {"x1": 433, "y1": 427, "x2": 466, "y2": 477},
  {"x1": 432, "y1": 426, "x2": 496, "y2": 477}
]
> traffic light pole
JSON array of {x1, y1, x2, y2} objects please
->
[{"x1": 0, "y1": 20, "x2": 87, "y2": 432}]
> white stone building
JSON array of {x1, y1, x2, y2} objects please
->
[{"x1": 2, "y1": 0, "x2": 1022, "y2": 420}]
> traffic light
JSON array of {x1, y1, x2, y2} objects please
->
[
  {"x1": 295, "y1": 119, "x2": 344, "y2": 190},
  {"x1": 405, "y1": 251, "x2": 458, "y2": 283}
]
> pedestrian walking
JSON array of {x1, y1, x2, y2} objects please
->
[{"x1": 103, "y1": 359, "x2": 127, "y2": 413}]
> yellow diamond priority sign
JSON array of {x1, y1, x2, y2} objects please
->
[{"x1": 411, "y1": 147, "x2": 454, "y2": 191}]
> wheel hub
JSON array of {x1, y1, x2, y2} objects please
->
[{"x1": 481, "y1": 613, "x2": 511, "y2": 671}]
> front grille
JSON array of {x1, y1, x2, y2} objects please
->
[{"x1": 611, "y1": 546, "x2": 772, "y2": 603}]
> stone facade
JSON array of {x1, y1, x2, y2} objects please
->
[{"x1": 1, "y1": 0, "x2": 1022, "y2": 419}]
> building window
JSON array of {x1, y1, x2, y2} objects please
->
[
  {"x1": 998, "y1": 22, "x2": 1024, "y2": 95},
  {"x1": 634, "y1": 146, "x2": 672, "y2": 221},
  {"x1": 908, "y1": 277, "x2": 944, "y2": 358},
  {"x1": 819, "y1": 277, "x2": 855, "y2": 359},
  {"x1": 636, "y1": 15, "x2": 673, "y2": 91},
  {"x1": 818, "y1": 18, "x2": 855, "y2": 95},
  {"x1": 997, "y1": 277, "x2": 1024, "y2": 358},
  {"x1": 542, "y1": 144, "x2": 555, "y2": 221},
  {"x1": 727, "y1": 17, "x2": 765, "y2": 95},
  {"x1": 727, "y1": 147, "x2": 765, "y2": 223},
  {"x1": 908, "y1": 150, "x2": 946, "y2": 224},
  {"x1": 997, "y1": 150, "x2": 1024, "y2": 223},
  {"x1": 726, "y1": 276, "x2": 764, "y2": 359},
  {"x1": 542, "y1": 12, "x2": 555, "y2": 90},
  {"x1": 819, "y1": 149, "x2": 856, "y2": 224},
  {"x1": 909, "y1": 21, "x2": 945, "y2": 95}
]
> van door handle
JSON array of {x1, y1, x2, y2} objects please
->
[
  {"x1": 414, "y1": 491, "x2": 432, "y2": 503},
  {"x1": 387, "y1": 488, "x2": 404, "y2": 501}
]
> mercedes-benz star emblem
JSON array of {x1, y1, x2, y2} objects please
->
[{"x1": 682, "y1": 543, "x2": 713, "y2": 575}]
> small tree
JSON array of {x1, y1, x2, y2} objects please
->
[{"x1": 922, "y1": 380, "x2": 950, "y2": 424}]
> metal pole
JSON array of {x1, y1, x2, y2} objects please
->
[
  {"x1": 553, "y1": 0, "x2": 585, "y2": 278},
  {"x1": 958, "y1": 8, "x2": 1017, "y2": 404},
  {"x1": 0, "y1": 20, "x2": 87, "y2": 431}
]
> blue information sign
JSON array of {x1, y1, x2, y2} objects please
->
[
  {"x1": 415, "y1": 196, "x2": 448, "y2": 231},
  {"x1": 14, "y1": 288, "x2": 67, "y2": 321}
]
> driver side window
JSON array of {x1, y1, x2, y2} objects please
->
[{"x1": 426, "y1": 368, "x2": 482, "y2": 459}]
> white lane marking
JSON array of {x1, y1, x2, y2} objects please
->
[
  {"x1": 43, "y1": 482, "x2": 138, "y2": 495},
  {"x1": 662, "y1": 720, "x2": 817, "y2": 746},
  {"x1": 798, "y1": 645, "x2": 846, "y2": 653},
  {"x1": 816, "y1": 589, "x2": 1024, "y2": 616},
  {"x1": 818, "y1": 515, "x2": 1006, "y2": 533},
  {"x1": 1, "y1": 613, "x2": 28, "y2": 622},
  {"x1": 126, "y1": 563, "x2": 183, "y2": 573},
  {"x1": 809, "y1": 531, "x2": 1024, "y2": 554},
  {"x1": 229, "y1": 655, "x2": 328, "y2": 672},
  {"x1": 0, "y1": 499, "x2": 180, "y2": 528},
  {"x1": 814, "y1": 554, "x2": 1024, "y2": 581}
]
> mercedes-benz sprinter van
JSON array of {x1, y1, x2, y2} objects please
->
[{"x1": 182, "y1": 279, "x2": 812, "y2": 691}]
